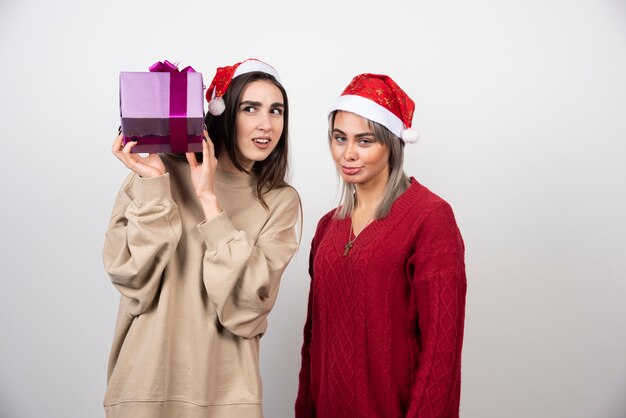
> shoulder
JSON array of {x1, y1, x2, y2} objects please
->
[
  {"x1": 313, "y1": 207, "x2": 340, "y2": 237},
  {"x1": 391, "y1": 179, "x2": 463, "y2": 251},
  {"x1": 266, "y1": 184, "x2": 301, "y2": 210},
  {"x1": 403, "y1": 178, "x2": 457, "y2": 224},
  {"x1": 402, "y1": 180, "x2": 464, "y2": 253},
  {"x1": 274, "y1": 184, "x2": 300, "y2": 203},
  {"x1": 308, "y1": 208, "x2": 340, "y2": 255},
  {"x1": 262, "y1": 185, "x2": 302, "y2": 226}
]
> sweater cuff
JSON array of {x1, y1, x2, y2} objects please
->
[
  {"x1": 132, "y1": 174, "x2": 173, "y2": 206},
  {"x1": 197, "y1": 211, "x2": 240, "y2": 251}
]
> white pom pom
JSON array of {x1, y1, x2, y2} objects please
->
[
  {"x1": 401, "y1": 127, "x2": 420, "y2": 144},
  {"x1": 208, "y1": 97, "x2": 226, "y2": 116}
]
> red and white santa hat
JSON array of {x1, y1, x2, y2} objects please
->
[
  {"x1": 206, "y1": 58, "x2": 281, "y2": 116},
  {"x1": 330, "y1": 73, "x2": 419, "y2": 143}
]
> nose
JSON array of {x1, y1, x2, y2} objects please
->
[
  {"x1": 343, "y1": 140, "x2": 358, "y2": 161},
  {"x1": 257, "y1": 111, "x2": 272, "y2": 132}
]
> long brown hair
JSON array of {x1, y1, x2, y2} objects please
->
[{"x1": 205, "y1": 71, "x2": 291, "y2": 208}]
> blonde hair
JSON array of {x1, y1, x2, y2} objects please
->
[{"x1": 328, "y1": 111, "x2": 410, "y2": 220}]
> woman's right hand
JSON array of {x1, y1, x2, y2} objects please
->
[{"x1": 112, "y1": 133, "x2": 165, "y2": 178}]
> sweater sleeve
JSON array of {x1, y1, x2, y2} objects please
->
[
  {"x1": 294, "y1": 237, "x2": 318, "y2": 418},
  {"x1": 406, "y1": 203, "x2": 467, "y2": 418},
  {"x1": 295, "y1": 212, "x2": 335, "y2": 417},
  {"x1": 197, "y1": 187, "x2": 299, "y2": 339},
  {"x1": 102, "y1": 173, "x2": 183, "y2": 316}
]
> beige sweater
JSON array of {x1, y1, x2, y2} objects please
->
[{"x1": 102, "y1": 154, "x2": 299, "y2": 418}]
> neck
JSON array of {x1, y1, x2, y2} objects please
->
[
  {"x1": 353, "y1": 177, "x2": 387, "y2": 212},
  {"x1": 218, "y1": 153, "x2": 252, "y2": 176}
]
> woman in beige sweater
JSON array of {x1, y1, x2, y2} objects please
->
[{"x1": 103, "y1": 58, "x2": 300, "y2": 418}]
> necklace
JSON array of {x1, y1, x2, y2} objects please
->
[{"x1": 343, "y1": 213, "x2": 375, "y2": 256}]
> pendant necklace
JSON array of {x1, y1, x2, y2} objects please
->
[{"x1": 343, "y1": 213, "x2": 375, "y2": 256}]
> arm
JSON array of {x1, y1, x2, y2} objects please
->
[
  {"x1": 295, "y1": 212, "x2": 334, "y2": 417},
  {"x1": 295, "y1": 237, "x2": 318, "y2": 418},
  {"x1": 197, "y1": 187, "x2": 300, "y2": 338},
  {"x1": 102, "y1": 173, "x2": 182, "y2": 316},
  {"x1": 407, "y1": 204, "x2": 467, "y2": 418}
]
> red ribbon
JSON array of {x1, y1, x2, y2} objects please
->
[{"x1": 149, "y1": 60, "x2": 195, "y2": 153}]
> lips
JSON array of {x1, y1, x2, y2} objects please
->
[
  {"x1": 252, "y1": 137, "x2": 271, "y2": 149},
  {"x1": 341, "y1": 165, "x2": 362, "y2": 175}
]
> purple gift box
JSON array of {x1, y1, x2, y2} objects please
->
[{"x1": 120, "y1": 61, "x2": 204, "y2": 153}]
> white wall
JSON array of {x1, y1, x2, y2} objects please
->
[{"x1": 1, "y1": 0, "x2": 625, "y2": 417}]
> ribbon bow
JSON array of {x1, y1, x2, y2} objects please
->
[
  {"x1": 148, "y1": 60, "x2": 193, "y2": 153},
  {"x1": 149, "y1": 60, "x2": 196, "y2": 74}
]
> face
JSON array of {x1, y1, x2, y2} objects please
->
[
  {"x1": 330, "y1": 111, "x2": 390, "y2": 188},
  {"x1": 234, "y1": 80, "x2": 284, "y2": 168}
]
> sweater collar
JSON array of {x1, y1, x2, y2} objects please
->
[
  {"x1": 344, "y1": 177, "x2": 422, "y2": 236},
  {"x1": 214, "y1": 168, "x2": 256, "y2": 188}
]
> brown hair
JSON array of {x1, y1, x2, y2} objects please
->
[{"x1": 205, "y1": 72, "x2": 291, "y2": 208}]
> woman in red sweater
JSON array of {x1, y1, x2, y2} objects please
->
[{"x1": 295, "y1": 73, "x2": 467, "y2": 418}]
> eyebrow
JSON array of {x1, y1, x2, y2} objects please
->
[
  {"x1": 332, "y1": 128, "x2": 375, "y2": 138},
  {"x1": 239, "y1": 100, "x2": 284, "y2": 108}
]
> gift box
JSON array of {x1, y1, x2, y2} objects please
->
[{"x1": 120, "y1": 60, "x2": 204, "y2": 153}]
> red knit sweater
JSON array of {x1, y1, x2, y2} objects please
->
[{"x1": 295, "y1": 179, "x2": 466, "y2": 418}]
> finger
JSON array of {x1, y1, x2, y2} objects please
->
[
  {"x1": 112, "y1": 133, "x2": 124, "y2": 153},
  {"x1": 201, "y1": 138, "x2": 210, "y2": 165},
  {"x1": 121, "y1": 141, "x2": 140, "y2": 166},
  {"x1": 123, "y1": 140, "x2": 138, "y2": 154},
  {"x1": 186, "y1": 151, "x2": 198, "y2": 168},
  {"x1": 206, "y1": 136, "x2": 216, "y2": 158},
  {"x1": 208, "y1": 139, "x2": 218, "y2": 167}
]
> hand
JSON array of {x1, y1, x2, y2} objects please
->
[
  {"x1": 112, "y1": 133, "x2": 165, "y2": 178},
  {"x1": 186, "y1": 131, "x2": 222, "y2": 220}
]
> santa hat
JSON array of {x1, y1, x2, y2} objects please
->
[
  {"x1": 329, "y1": 73, "x2": 419, "y2": 143},
  {"x1": 206, "y1": 58, "x2": 281, "y2": 116}
]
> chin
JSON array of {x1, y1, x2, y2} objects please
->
[
  {"x1": 252, "y1": 152, "x2": 274, "y2": 163},
  {"x1": 340, "y1": 175, "x2": 360, "y2": 184}
]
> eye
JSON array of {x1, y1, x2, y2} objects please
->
[
  {"x1": 241, "y1": 105, "x2": 256, "y2": 113},
  {"x1": 270, "y1": 107, "x2": 284, "y2": 116},
  {"x1": 357, "y1": 136, "x2": 377, "y2": 146},
  {"x1": 333, "y1": 135, "x2": 347, "y2": 144}
]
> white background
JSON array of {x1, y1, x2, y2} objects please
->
[{"x1": 1, "y1": 0, "x2": 625, "y2": 417}]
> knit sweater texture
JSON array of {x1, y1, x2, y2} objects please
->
[
  {"x1": 295, "y1": 178, "x2": 466, "y2": 418},
  {"x1": 102, "y1": 154, "x2": 299, "y2": 418}
]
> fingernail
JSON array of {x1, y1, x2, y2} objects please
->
[{"x1": 203, "y1": 137, "x2": 208, "y2": 143}]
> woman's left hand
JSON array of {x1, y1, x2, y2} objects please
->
[{"x1": 186, "y1": 131, "x2": 222, "y2": 220}]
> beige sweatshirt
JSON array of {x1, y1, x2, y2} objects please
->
[{"x1": 102, "y1": 154, "x2": 299, "y2": 418}]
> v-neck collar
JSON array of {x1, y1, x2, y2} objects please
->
[{"x1": 341, "y1": 177, "x2": 421, "y2": 255}]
